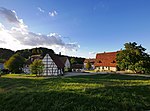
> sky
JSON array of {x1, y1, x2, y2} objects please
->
[{"x1": 0, "y1": 0, "x2": 150, "y2": 58}]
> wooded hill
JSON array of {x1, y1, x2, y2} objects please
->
[
  {"x1": 0, "y1": 48, "x2": 15, "y2": 62},
  {"x1": 0, "y1": 47, "x2": 85, "y2": 64}
]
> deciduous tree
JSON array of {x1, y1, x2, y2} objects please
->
[
  {"x1": 85, "y1": 61, "x2": 91, "y2": 70},
  {"x1": 4, "y1": 54, "x2": 25, "y2": 73},
  {"x1": 29, "y1": 60, "x2": 44, "y2": 76},
  {"x1": 70, "y1": 58, "x2": 76, "y2": 65},
  {"x1": 116, "y1": 42, "x2": 150, "y2": 73}
]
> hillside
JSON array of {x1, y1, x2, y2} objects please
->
[
  {"x1": 16, "y1": 47, "x2": 55, "y2": 59},
  {"x1": 0, "y1": 48, "x2": 15, "y2": 62},
  {"x1": 0, "y1": 47, "x2": 85, "y2": 64}
]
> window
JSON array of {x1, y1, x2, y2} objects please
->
[
  {"x1": 98, "y1": 60, "x2": 102, "y2": 63},
  {"x1": 111, "y1": 60, "x2": 116, "y2": 63}
]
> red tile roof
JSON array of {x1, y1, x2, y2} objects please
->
[{"x1": 94, "y1": 52, "x2": 118, "y2": 67}]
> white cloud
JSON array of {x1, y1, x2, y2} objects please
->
[
  {"x1": 49, "y1": 10, "x2": 58, "y2": 17},
  {"x1": 0, "y1": 40, "x2": 6, "y2": 44},
  {"x1": 0, "y1": 7, "x2": 79, "y2": 52},
  {"x1": 0, "y1": 7, "x2": 27, "y2": 29},
  {"x1": 37, "y1": 7, "x2": 45, "y2": 13},
  {"x1": 0, "y1": 7, "x2": 19, "y2": 24},
  {"x1": 0, "y1": 23, "x2": 5, "y2": 31},
  {"x1": 89, "y1": 51, "x2": 96, "y2": 55}
]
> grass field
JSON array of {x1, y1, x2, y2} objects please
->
[{"x1": 0, "y1": 74, "x2": 150, "y2": 111}]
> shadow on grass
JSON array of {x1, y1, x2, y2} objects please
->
[
  {"x1": 0, "y1": 75, "x2": 150, "y2": 111},
  {"x1": 69, "y1": 74, "x2": 150, "y2": 80},
  {"x1": 0, "y1": 85, "x2": 150, "y2": 111},
  {"x1": 0, "y1": 74, "x2": 150, "y2": 93},
  {"x1": 61, "y1": 74, "x2": 150, "y2": 85}
]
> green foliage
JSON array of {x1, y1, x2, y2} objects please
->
[
  {"x1": 0, "y1": 48, "x2": 15, "y2": 61},
  {"x1": 0, "y1": 59, "x2": 5, "y2": 63},
  {"x1": 64, "y1": 68, "x2": 72, "y2": 72},
  {"x1": 117, "y1": 42, "x2": 150, "y2": 73},
  {"x1": 85, "y1": 61, "x2": 91, "y2": 70},
  {"x1": 70, "y1": 57, "x2": 85, "y2": 65},
  {"x1": 29, "y1": 60, "x2": 44, "y2": 76},
  {"x1": 75, "y1": 57, "x2": 85, "y2": 64},
  {"x1": 16, "y1": 47, "x2": 54, "y2": 59},
  {"x1": 16, "y1": 49, "x2": 31, "y2": 59},
  {"x1": 0, "y1": 69, "x2": 1, "y2": 74},
  {"x1": 70, "y1": 58, "x2": 76, "y2": 65},
  {"x1": 4, "y1": 54, "x2": 25, "y2": 73},
  {"x1": 0, "y1": 74, "x2": 150, "y2": 111}
]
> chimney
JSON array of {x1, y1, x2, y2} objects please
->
[{"x1": 59, "y1": 52, "x2": 61, "y2": 55}]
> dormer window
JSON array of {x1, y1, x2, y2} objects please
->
[
  {"x1": 111, "y1": 60, "x2": 116, "y2": 63},
  {"x1": 98, "y1": 60, "x2": 102, "y2": 63}
]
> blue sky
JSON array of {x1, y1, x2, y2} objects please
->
[{"x1": 0, "y1": 0, "x2": 150, "y2": 58}]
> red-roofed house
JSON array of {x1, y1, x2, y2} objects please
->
[{"x1": 94, "y1": 52, "x2": 118, "y2": 71}]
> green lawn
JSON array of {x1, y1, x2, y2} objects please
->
[{"x1": 0, "y1": 74, "x2": 150, "y2": 111}]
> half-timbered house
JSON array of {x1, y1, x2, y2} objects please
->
[{"x1": 42, "y1": 54, "x2": 64, "y2": 76}]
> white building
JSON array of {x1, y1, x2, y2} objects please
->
[{"x1": 42, "y1": 54, "x2": 64, "y2": 76}]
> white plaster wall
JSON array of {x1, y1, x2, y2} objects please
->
[
  {"x1": 95, "y1": 66, "x2": 116, "y2": 72},
  {"x1": 110, "y1": 67, "x2": 117, "y2": 71},
  {"x1": 65, "y1": 59, "x2": 70, "y2": 68},
  {"x1": 42, "y1": 54, "x2": 61, "y2": 76}
]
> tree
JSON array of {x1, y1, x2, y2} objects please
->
[
  {"x1": 0, "y1": 48, "x2": 15, "y2": 61},
  {"x1": 29, "y1": 60, "x2": 44, "y2": 76},
  {"x1": 4, "y1": 54, "x2": 25, "y2": 73},
  {"x1": 32, "y1": 48, "x2": 38, "y2": 55},
  {"x1": 70, "y1": 58, "x2": 76, "y2": 65},
  {"x1": 85, "y1": 61, "x2": 91, "y2": 70},
  {"x1": 116, "y1": 42, "x2": 150, "y2": 73},
  {"x1": 0, "y1": 69, "x2": 2, "y2": 77}
]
